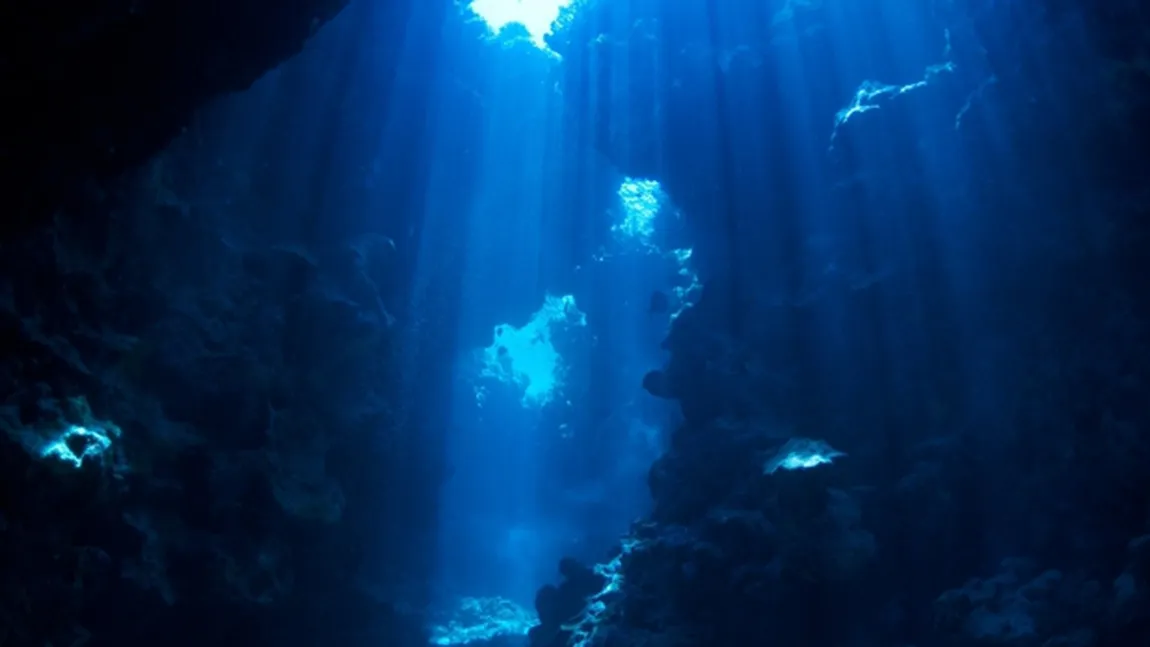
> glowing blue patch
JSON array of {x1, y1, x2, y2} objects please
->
[
  {"x1": 567, "y1": 536, "x2": 641, "y2": 647},
  {"x1": 481, "y1": 294, "x2": 586, "y2": 406},
  {"x1": 830, "y1": 29, "x2": 957, "y2": 149},
  {"x1": 430, "y1": 596, "x2": 539, "y2": 646},
  {"x1": 669, "y1": 247, "x2": 701, "y2": 319},
  {"x1": 600, "y1": 178, "x2": 701, "y2": 319},
  {"x1": 833, "y1": 65, "x2": 954, "y2": 127},
  {"x1": 613, "y1": 178, "x2": 663, "y2": 243},
  {"x1": 7, "y1": 397, "x2": 123, "y2": 472},
  {"x1": 41, "y1": 424, "x2": 116, "y2": 468},
  {"x1": 764, "y1": 438, "x2": 845, "y2": 474},
  {"x1": 468, "y1": 0, "x2": 576, "y2": 50}
]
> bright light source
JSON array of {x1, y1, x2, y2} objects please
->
[
  {"x1": 430, "y1": 596, "x2": 538, "y2": 645},
  {"x1": 41, "y1": 423, "x2": 117, "y2": 469},
  {"x1": 467, "y1": 0, "x2": 576, "y2": 50},
  {"x1": 480, "y1": 293, "x2": 586, "y2": 406},
  {"x1": 613, "y1": 177, "x2": 663, "y2": 243}
]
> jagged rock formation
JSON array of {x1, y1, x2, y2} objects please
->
[
  {"x1": 0, "y1": 1, "x2": 446, "y2": 645},
  {"x1": 537, "y1": 1, "x2": 1150, "y2": 646},
  {"x1": 0, "y1": 149, "x2": 435, "y2": 646},
  {"x1": 529, "y1": 558, "x2": 607, "y2": 647}
]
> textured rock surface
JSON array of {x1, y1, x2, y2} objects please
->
[
  {"x1": 0, "y1": 1, "x2": 445, "y2": 645},
  {"x1": 0, "y1": 147, "x2": 434, "y2": 647},
  {"x1": 536, "y1": 1, "x2": 1150, "y2": 646}
]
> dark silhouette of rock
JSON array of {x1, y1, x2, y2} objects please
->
[{"x1": 1, "y1": 0, "x2": 367, "y2": 233}]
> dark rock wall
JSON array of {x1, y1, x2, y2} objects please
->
[
  {"x1": 2, "y1": 0, "x2": 340, "y2": 225},
  {"x1": 535, "y1": 1, "x2": 1150, "y2": 646},
  {"x1": 1, "y1": 0, "x2": 456, "y2": 645}
]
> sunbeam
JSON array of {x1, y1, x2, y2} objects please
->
[{"x1": 6, "y1": 0, "x2": 1150, "y2": 646}]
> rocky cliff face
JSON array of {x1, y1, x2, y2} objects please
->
[
  {"x1": 530, "y1": 1, "x2": 1150, "y2": 646},
  {"x1": 1, "y1": 1, "x2": 444, "y2": 645}
]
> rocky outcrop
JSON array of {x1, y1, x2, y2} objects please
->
[
  {"x1": 537, "y1": 1, "x2": 1150, "y2": 646},
  {"x1": 0, "y1": 145, "x2": 439, "y2": 644},
  {"x1": 0, "y1": 1, "x2": 464, "y2": 643},
  {"x1": 540, "y1": 279, "x2": 1149, "y2": 645}
]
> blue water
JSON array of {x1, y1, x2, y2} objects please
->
[{"x1": 43, "y1": 0, "x2": 1135, "y2": 644}]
